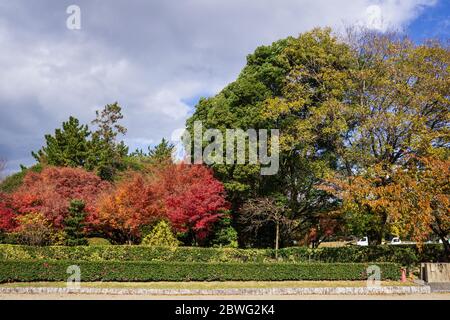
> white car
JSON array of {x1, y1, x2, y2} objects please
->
[
  {"x1": 356, "y1": 237, "x2": 369, "y2": 246},
  {"x1": 390, "y1": 237, "x2": 402, "y2": 245}
]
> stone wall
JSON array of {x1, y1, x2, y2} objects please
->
[{"x1": 421, "y1": 263, "x2": 450, "y2": 283}]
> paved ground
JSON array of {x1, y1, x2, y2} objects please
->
[{"x1": 1, "y1": 293, "x2": 449, "y2": 300}]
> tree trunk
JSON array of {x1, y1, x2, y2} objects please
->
[
  {"x1": 275, "y1": 220, "x2": 280, "y2": 259},
  {"x1": 437, "y1": 233, "x2": 450, "y2": 262}
]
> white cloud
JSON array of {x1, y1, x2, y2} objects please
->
[
  {"x1": 361, "y1": 0, "x2": 438, "y2": 31},
  {"x1": 0, "y1": 0, "x2": 438, "y2": 173}
]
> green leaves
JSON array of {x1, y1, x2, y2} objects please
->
[
  {"x1": 64, "y1": 200, "x2": 88, "y2": 246},
  {"x1": 32, "y1": 103, "x2": 129, "y2": 181},
  {"x1": 32, "y1": 116, "x2": 90, "y2": 168}
]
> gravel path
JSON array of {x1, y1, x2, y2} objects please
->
[{"x1": 1, "y1": 293, "x2": 449, "y2": 300}]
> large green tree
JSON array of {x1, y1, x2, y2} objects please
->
[
  {"x1": 32, "y1": 116, "x2": 90, "y2": 167},
  {"x1": 186, "y1": 28, "x2": 353, "y2": 247}
]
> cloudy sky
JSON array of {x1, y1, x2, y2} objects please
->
[{"x1": 0, "y1": 0, "x2": 448, "y2": 175}]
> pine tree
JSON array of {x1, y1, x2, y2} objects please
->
[
  {"x1": 89, "y1": 102, "x2": 129, "y2": 180},
  {"x1": 32, "y1": 117, "x2": 90, "y2": 167},
  {"x1": 148, "y1": 138, "x2": 174, "y2": 163}
]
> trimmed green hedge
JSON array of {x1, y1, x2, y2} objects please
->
[
  {"x1": 275, "y1": 245, "x2": 447, "y2": 265},
  {"x1": 0, "y1": 244, "x2": 445, "y2": 265},
  {"x1": 0, "y1": 245, "x2": 269, "y2": 263},
  {"x1": 0, "y1": 261, "x2": 400, "y2": 282}
]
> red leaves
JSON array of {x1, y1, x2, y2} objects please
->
[
  {"x1": 159, "y1": 164, "x2": 228, "y2": 239},
  {"x1": 0, "y1": 193, "x2": 17, "y2": 232},
  {"x1": 10, "y1": 167, "x2": 111, "y2": 227},
  {"x1": 95, "y1": 163, "x2": 228, "y2": 242},
  {"x1": 4, "y1": 164, "x2": 227, "y2": 244},
  {"x1": 95, "y1": 173, "x2": 164, "y2": 241}
]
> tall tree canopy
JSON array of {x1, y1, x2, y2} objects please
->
[
  {"x1": 32, "y1": 103, "x2": 129, "y2": 181},
  {"x1": 186, "y1": 28, "x2": 449, "y2": 247}
]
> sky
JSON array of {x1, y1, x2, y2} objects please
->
[{"x1": 0, "y1": 0, "x2": 448, "y2": 175}]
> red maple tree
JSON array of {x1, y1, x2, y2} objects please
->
[
  {"x1": 11, "y1": 166, "x2": 111, "y2": 227},
  {"x1": 0, "y1": 193, "x2": 17, "y2": 232},
  {"x1": 94, "y1": 163, "x2": 228, "y2": 244},
  {"x1": 156, "y1": 164, "x2": 229, "y2": 242}
]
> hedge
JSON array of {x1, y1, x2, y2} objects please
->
[
  {"x1": 0, "y1": 261, "x2": 400, "y2": 282},
  {"x1": 0, "y1": 245, "x2": 270, "y2": 263},
  {"x1": 0, "y1": 244, "x2": 445, "y2": 265},
  {"x1": 274, "y1": 245, "x2": 447, "y2": 265}
]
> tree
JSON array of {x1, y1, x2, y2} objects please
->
[
  {"x1": 0, "y1": 192, "x2": 17, "y2": 232},
  {"x1": 326, "y1": 156, "x2": 449, "y2": 251},
  {"x1": 331, "y1": 31, "x2": 450, "y2": 243},
  {"x1": 64, "y1": 200, "x2": 88, "y2": 246},
  {"x1": 141, "y1": 220, "x2": 179, "y2": 247},
  {"x1": 127, "y1": 138, "x2": 175, "y2": 171},
  {"x1": 91, "y1": 102, "x2": 127, "y2": 145},
  {"x1": 186, "y1": 28, "x2": 353, "y2": 246},
  {"x1": 32, "y1": 117, "x2": 91, "y2": 167},
  {"x1": 239, "y1": 197, "x2": 291, "y2": 257},
  {"x1": 11, "y1": 166, "x2": 111, "y2": 228},
  {"x1": 148, "y1": 138, "x2": 174, "y2": 163},
  {"x1": 385, "y1": 157, "x2": 449, "y2": 257},
  {"x1": 95, "y1": 173, "x2": 163, "y2": 243},
  {"x1": 32, "y1": 103, "x2": 129, "y2": 181},
  {"x1": 156, "y1": 164, "x2": 229, "y2": 245},
  {"x1": 89, "y1": 102, "x2": 128, "y2": 180}
]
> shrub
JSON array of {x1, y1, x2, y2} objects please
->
[
  {"x1": 0, "y1": 165, "x2": 43, "y2": 194},
  {"x1": 0, "y1": 261, "x2": 400, "y2": 282},
  {"x1": 141, "y1": 221, "x2": 179, "y2": 247},
  {"x1": 0, "y1": 245, "x2": 269, "y2": 263},
  {"x1": 207, "y1": 216, "x2": 238, "y2": 248},
  {"x1": 0, "y1": 244, "x2": 444, "y2": 265},
  {"x1": 14, "y1": 213, "x2": 65, "y2": 246},
  {"x1": 274, "y1": 245, "x2": 446, "y2": 266},
  {"x1": 87, "y1": 238, "x2": 111, "y2": 246}
]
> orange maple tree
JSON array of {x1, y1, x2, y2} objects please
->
[
  {"x1": 327, "y1": 156, "x2": 449, "y2": 255},
  {"x1": 94, "y1": 163, "x2": 228, "y2": 244}
]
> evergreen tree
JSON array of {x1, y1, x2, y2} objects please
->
[
  {"x1": 64, "y1": 199, "x2": 88, "y2": 246},
  {"x1": 32, "y1": 117, "x2": 90, "y2": 167},
  {"x1": 89, "y1": 102, "x2": 129, "y2": 180},
  {"x1": 148, "y1": 138, "x2": 174, "y2": 163}
]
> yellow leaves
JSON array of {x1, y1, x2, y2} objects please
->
[{"x1": 261, "y1": 97, "x2": 305, "y2": 120}]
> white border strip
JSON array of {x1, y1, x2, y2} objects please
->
[{"x1": 0, "y1": 286, "x2": 431, "y2": 295}]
